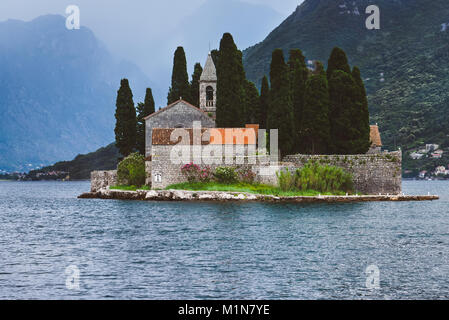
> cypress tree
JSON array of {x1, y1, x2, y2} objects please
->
[
  {"x1": 190, "y1": 63, "x2": 203, "y2": 107},
  {"x1": 327, "y1": 47, "x2": 351, "y2": 80},
  {"x1": 299, "y1": 62, "x2": 330, "y2": 154},
  {"x1": 167, "y1": 46, "x2": 191, "y2": 104},
  {"x1": 288, "y1": 49, "x2": 308, "y2": 152},
  {"x1": 115, "y1": 79, "x2": 136, "y2": 157},
  {"x1": 328, "y1": 70, "x2": 360, "y2": 154},
  {"x1": 215, "y1": 33, "x2": 246, "y2": 127},
  {"x1": 268, "y1": 49, "x2": 295, "y2": 156},
  {"x1": 258, "y1": 75, "x2": 270, "y2": 129},
  {"x1": 210, "y1": 49, "x2": 219, "y2": 66},
  {"x1": 352, "y1": 66, "x2": 371, "y2": 153},
  {"x1": 243, "y1": 80, "x2": 260, "y2": 123},
  {"x1": 136, "y1": 88, "x2": 155, "y2": 155}
]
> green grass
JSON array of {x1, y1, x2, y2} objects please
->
[
  {"x1": 110, "y1": 185, "x2": 150, "y2": 191},
  {"x1": 165, "y1": 182, "x2": 346, "y2": 197}
]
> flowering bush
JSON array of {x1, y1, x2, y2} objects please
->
[
  {"x1": 181, "y1": 163, "x2": 200, "y2": 183},
  {"x1": 237, "y1": 167, "x2": 256, "y2": 184},
  {"x1": 198, "y1": 166, "x2": 212, "y2": 183},
  {"x1": 181, "y1": 163, "x2": 212, "y2": 183}
]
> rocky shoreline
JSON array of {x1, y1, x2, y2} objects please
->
[{"x1": 78, "y1": 188, "x2": 439, "y2": 203}]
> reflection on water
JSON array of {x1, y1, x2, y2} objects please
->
[{"x1": 0, "y1": 180, "x2": 448, "y2": 299}]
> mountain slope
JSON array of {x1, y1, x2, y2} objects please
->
[
  {"x1": 0, "y1": 15, "x2": 151, "y2": 171},
  {"x1": 25, "y1": 143, "x2": 119, "y2": 180},
  {"x1": 243, "y1": 0, "x2": 449, "y2": 154}
]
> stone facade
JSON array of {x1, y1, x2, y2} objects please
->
[
  {"x1": 91, "y1": 170, "x2": 117, "y2": 192},
  {"x1": 199, "y1": 82, "x2": 216, "y2": 117},
  {"x1": 199, "y1": 53, "x2": 217, "y2": 118},
  {"x1": 151, "y1": 144, "x2": 261, "y2": 189},
  {"x1": 283, "y1": 151, "x2": 402, "y2": 195},
  {"x1": 144, "y1": 100, "x2": 215, "y2": 157}
]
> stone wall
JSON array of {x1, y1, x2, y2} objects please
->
[
  {"x1": 150, "y1": 144, "x2": 262, "y2": 189},
  {"x1": 91, "y1": 170, "x2": 117, "y2": 192},
  {"x1": 199, "y1": 81, "x2": 216, "y2": 117},
  {"x1": 150, "y1": 147, "x2": 402, "y2": 195},
  {"x1": 283, "y1": 151, "x2": 402, "y2": 195}
]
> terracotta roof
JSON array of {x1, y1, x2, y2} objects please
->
[
  {"x1": 152, "y1": 128, "x2": 210, "y2": 146},
  {"x1": 152, "y1": 127, "x2": 258, "y2": 146},
  {"x1": 143, "y1": 99, "x2": 209, "y2": 120},
  {"x1": 370, "y1": 125, "x2": 382, "y2": 147},
  {"x1": 200, "y1": 53, "x2": 217, "y2": 82},
  {"x1": 209, "y1": 128, "x2": 257, "y2": 145}
]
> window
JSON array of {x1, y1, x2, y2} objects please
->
[
  {"x1": 206, "y1": 86, "x2": 214, "y2": 103},
  {"x1": 154, "y1": 173, "x2": 162, "y2": 183}
]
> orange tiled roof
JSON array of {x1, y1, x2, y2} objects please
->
[{"x1": 152, "y1": 126, "x2": 258, "y2": 146}]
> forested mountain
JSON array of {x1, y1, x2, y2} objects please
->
[
  {"x1": 25, "y1": 143, "x2": 119, "y2": 180},
  {"x1": 0, "y1": 15, "x2": 150, "y2": 171},
  {"x1": 243, "y1": 0, "x2": 449, "y2": 155}
]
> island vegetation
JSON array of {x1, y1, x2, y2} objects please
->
[
  {"x1": 110, "y1": 154, "x2": 354, "y2": 196},
  {"x1": 113, "y1": 33, "x2": 370, "y2": 159},
  {"x1": 109, "y1": 32, "x2": 370, "y2": 193}
]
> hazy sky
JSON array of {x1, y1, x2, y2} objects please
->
[
  {"x1": 0, "y1": 0, "x2": 304, "y2": 106},
  {"x1": 0, "y1": 0, "x2": 302, "y2": 22}
]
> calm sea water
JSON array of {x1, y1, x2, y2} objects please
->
[{"x1": 0, "y1": 180, "x2": 448, "y2": 299}]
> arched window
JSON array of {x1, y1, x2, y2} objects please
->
[{"x1": 206, "y1": 86, "x2": 214, "y2": 105}]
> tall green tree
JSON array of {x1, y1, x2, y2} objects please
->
[
  {"x1": 115, "y1": 79, "x2": 136, "y2": 157},
  {"x1": 258, "y1": 75, "x2": 270, "y2": 129},
  {"x1": 326, "y1": 47, "x2": 351, "y2": 80},
  {"x1": 210, "y1": 49, "x2": 219, "y2": 66},
  {"x1": 190, "y1": 63, "x2": 203, "y2": 107},
  {"x1": 268, "y1": 49, "x2": 295, "y2": 156},
  {"x1": 215, "y1": 33, "x2": 246, "y2": 127},
  {"x1": 299, "y1": 62, "x2": 330, "y2": 154},
  {"x1": 288, "y1": 49, "x2": 308, "y2": 152},
  {"x1": 328, "y1": 70, "x2": 360, "y2": 154},
  {"x1": 352, "y1": 66, "x2": 371, "y2": 153},
  {"x1": 136, "y1": 88, "x2": 155, "y2": 155},
  {"x1": 167, "y1": 46, "x2": 191, "y2": 104},
  {"x1": 243, "y1": 80, "x2": 260, "y2": 123}
]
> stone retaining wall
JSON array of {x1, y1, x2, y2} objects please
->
[
  {"x1": 283, "y1": 151, "x2": 402, "y2": 195},
  {"x1": 151, "y1": 149, "x2": 402, "y2": 195},
  {"x1": 90, "y1": 151, "x2": 402, "y2": 195},
  {"x1": 90, "y1": 170, "x2": 117, "y2": 192}
]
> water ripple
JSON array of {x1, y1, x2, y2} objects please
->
[{"x1": 0, "y1": 180, "x2": 448, "y2": 299}]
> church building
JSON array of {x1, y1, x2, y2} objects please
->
[{"x1": 144, "y1": 53, "x2": 217, "y2": 158}]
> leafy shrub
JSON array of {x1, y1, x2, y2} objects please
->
[
  {"x1": 276, "y1": 162, "x2": 354, "y2": 193},
  {"x1": 276, "y1": 168, "x2": 295, "y2": 191},
  {"x1": 213, "y1": 167, "x2": 238, "y2": 184},
  {"x1": 237, "y1": 167, "x2": 256, "y2": 184},
  {"x1": 117, "y1": 152, "x2": 146, "y2": 187},
  {"x1": 294, "y1": 162, "x2": 354, "y2": 193}
]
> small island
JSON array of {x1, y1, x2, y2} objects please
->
[{"x1": 79, "y1": 39, "x2": 438, "y2": 203}]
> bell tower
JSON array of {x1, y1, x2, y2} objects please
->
[{"x1": 199, "y1": 53, "x2": 217, "y2": 118}]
